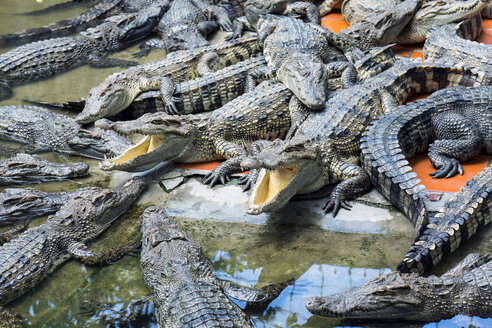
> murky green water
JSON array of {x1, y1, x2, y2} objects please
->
[{"x1": 0, "y1": 1, "x2": 491, "y2": 327}]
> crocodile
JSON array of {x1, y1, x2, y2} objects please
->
[
  {"x1": 306, "y1": 253, "x2": 492, "y2": 321},
  {"x1": 424, "y1": 14, "x2": 491, "y2": 74},
  {"x1": 0, "y1": 105, "x2": 133, "y2": 159},
  {"x1": 0, "y1": 5, "x2": 164, "y2": 100},
  {"x1": 0, "y1": 186, "x2": 96, "y2": 227},
  {"x1": 125, "y1": 55, "x2": 268, "y2": 115},
  {"x1": 360, "y1": 85, "x2": 492, "y2": 275},
  {"x1": 0, "y1": 153, "x2": 89, "y2": 186},
  {"x1": 0, "y1": 176, "x2": 147, "y2": 327},
  {"x1": 96, "y1": 83, "x2": 293, "y2": 187},
  {"x1": 76, "y1": 37, "x2": 258, "y2": 124},
  {"x1": 342, "y1": 0, "x2": 491, "y2": 44},
  {"x1": 240, "y1": 60, "x2": 489, "y2": 217},
  {"x1": 134, "y1": 0, "x2": 234, "y2": 57},
  {"x1": 83, "y1": 205, "x2": 294, "y2": 326}
]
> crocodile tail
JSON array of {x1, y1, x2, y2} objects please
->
[
  {"x1": 399, "y1": 166, "x2": 492, "y2": 274},
  {"x1": 456, "y1": 13, "x2": 483, "y2": 41},
  {"x1": 0, "y1": 0, "x2": 120, "y2": 47}
]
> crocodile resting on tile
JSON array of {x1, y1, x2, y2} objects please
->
[
  {"x1": 306, "y1": 253, "x2": 492, "y2": 321},
  {"x1": 424, "y1": 14, "x2": 491, "y2": 74},
  {"x1": 75, "y1": 37, "x2": 258, "y2": 124},
  {"x1": 0, "y1": 177, "x2": 146, "y2": 327},
  {"x1": 0, "y1": 5, "x2": 164, "y2": 100},
  {"x1": 360, "y1": 85, "x2": 492, "y2": 275},
  {"x1": 342, "y1": 0, "x2": 491, "y2": 44},
  {"x1": 83, "y1": 205, "x2": 293, "y2": 326},
  {"x1": 239, "y1": 59, "x2": 489, "y2": 218},
  {"x1": 0, "y1": 105, "x2": 132, "y2": 159},
  {"x1": 0, "y1": 153, "x2": 89, "y2": 186}
]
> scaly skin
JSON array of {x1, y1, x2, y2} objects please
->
[
  {"x1": 85, "y1": 206, "x2": 293, "y2": 326},
  {"x1": 0, "y1": 105, "x2": 132, "y2": 159},
  {"x1": 424, "y1": 14, "x2": 491, "y2": 73},
  {"x1": 0, "y1": 177, "x2": 147, "y2": 326},
  {"x1": 0, "y1": 186, "x2": 95, "y2": 227},
  {"x1": 342, "y1": 0, "x2": 490, "y2": 44},
  {"x1": 240, "y1": 60, "x2": 489, "y2": 217},
  {"x1": 96, "y1": 83, "x2": 293, "y2": 187},
  {"x1": 360, "y1": 85, "x2": 492, "y2": 274},
  {"x1": 0, "y1": 153, "x2": 88, "y2": 186},
  {"x1": 76, "y1": 37, "x2": 258, "y2": 124},
  {"x1": 306, "y1": 253, "x2": 492, "y2": 321},
  {"x1": 130, "y1": 55, "x2": 268, "y2": 115},
  {"x1": 0, "y1": 5, "x2": 164, "y2": 100}
]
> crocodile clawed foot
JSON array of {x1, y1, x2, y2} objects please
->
[
  {"x1": 0, "y1": 82, "x2": 12, "y2": 101},
  {"x1": 164, "y1": 99, "x2": 180, "y2": 115},
  {"x1": 238, "y1": 169, "x2": 258, "y2": 191},
  {"x1": 204, "y1": 171, "x2": 230, "y2": 187},
  {"x1": 430, "y1": 159, "x2": 463, "y2": 179},
  {"x1": 132, "y1": 48, "x2": 150, "y2": 58},
  {"x1": 79, "y1": 299, "x2": 111, "y2": 315},
  {"x1": 322, "y1": 196, "x2": 352, "y2": 216}
]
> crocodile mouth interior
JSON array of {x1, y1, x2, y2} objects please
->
[
  {"x1": 110, "y1": 135, "x2": 165, "y2": 164},
  {"x1": 252, "y1": 165, "x2": 298, "y2": 206}
]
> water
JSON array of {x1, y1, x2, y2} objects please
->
[{"x1": 0, "y1": 1, "x2": 491, "y2": 327}]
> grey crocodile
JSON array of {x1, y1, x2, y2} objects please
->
[
  {"x1": 96, "y1": 83, "x2": 293, "y2": 187},
  {"x1": 424, "y1": 14, "x2": 491, "y2": 74},
  {"x1": 240, "y1": 60, "x2": 489, "y2": 217},
  {"x1": 360, "y1": 85, "x2": 492, "y2": 274},
  {"x1": 135, "y1": 0, "x2": 233, "y2": 57},
  {"x1": 0, "y1": 176, "x2": 147, "y2": 327},
  {"x1": 0, "y1": 105, "x2": 132, "y2": 159},
  {"x1": 76, "y1": 37, "x2": 258, "y2": 124},
  {"x1": 306, "y1": 252, "x2": 492, "y2": 321},
  {"x1": 342, "y1": 0, "x2": 490, "y2": 44},
  {"x1": 0, "y1": 153, "x2": 88, "y2": 186},
  {"x1": 0, "y1": 186, "x2": 96, "y2": 227},
  {"x1": 83, "y1": 205, "x2": 293, "y2": 326},
  {"x1": 0, "y1": 5, "x2": 164, "y2": 100}
]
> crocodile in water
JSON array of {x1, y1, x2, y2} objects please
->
[
  {"x1": 0, "y1": 5, "x2": 164, "y2": 100},
  {"x1": 240, "y1": 60, "x2": 489, "y2": 217},
  {"x1": 360, "y1": 85, "x2": 492, "y2": 274},
  {"x1": 306, "y1": 252, "x2": 492, "y2": 321},
  {"x1": 75, "y1": 37, "x2": 258, "y2": 124},
  {"x1": 0, "y1": 176, "x2": 147, "y2": 327},
  {"x1": 0, "y1": 153, "x2": 89, "y2": 186},
  {"x1": 83, "y1": 205, "x2": 293, "y2": 326},
  {"x1": 0, "y1": 105, "x2": 133, "y2": 159}
]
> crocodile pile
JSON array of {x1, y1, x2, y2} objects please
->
[{"x1": 1, "y1": 0, "x2": 492, "y2": 326}]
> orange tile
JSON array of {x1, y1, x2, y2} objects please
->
[
  {"x1": 392, "y1": 44, "x2": 423, "y2": 52},
  {"x1": 477, "y1": 28, "x2": 492, "y2": 44},
  {"x1": 321, "y1": 19, "x2": 348, "y2": 33},
  {"x1": 393, "y1": 49, "x2": 409, "y2": 57},
  {"x1": 177, "y1": 162, "x2": 247, "y2": 174},
  {"x1": 409, "y1": 153, "x2": 489, "y2": 193},
  {"x1": 482, "y1": 18, "x2": 492, "y2": 29},
  {"x1": 410, "y1": 51, "x2": 423, "y2": 59},
  {"x1": 405, "y1": 93, "x2": 430, "y2": 103}
]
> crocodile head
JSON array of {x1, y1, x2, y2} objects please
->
[
  {"x1": 244, "y1": 0, "x2": 289, "y2": 27},
  {"x1": 242, "y1": 138, "x2": 328, "y2": 214},
  {"x1": 276, "y1": 54, "x2": 329, "y2": 110},
  {"x1": 305, "y1": 271, "x2": 449, "y2": 321},
  {"x1": 67, "y1": 127, "x2": 133, "y2": 160},
  {"x1": 95, "y1": 113, "x2": 203, "y2": 172}
]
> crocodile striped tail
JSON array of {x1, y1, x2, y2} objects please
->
[{"x1": 361, "y1": 82, "x2": 491, "y2": 275}]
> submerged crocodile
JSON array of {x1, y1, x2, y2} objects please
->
[
  {"x1": 76, "y1": 37, "x2": 258, "y2": 124},
  {"x1": 0, "y1": 5, "x2": 164, "y2": 100},
  {"x1": 0, "y1": 153, "x2": 89, "y2": 186},
  {"x1": 360, "y1": 85, "x2": 492, "y2": 274},
  {"x1": 0, "y1": 176, "x2": 147, "y2": 327},
  {"x1": 0, "y1": 105, "x2": 132, "y2": 159},
  {"x1": 96, "y1": 83, "x2": 293, "y2": 187},
  {"x1": 424, "y1": 14, "x2": 491, "y2": 73},
  {"x1": 135, "y1": 0, "x2": 233, "y2": 56},
  {"x1": 0, "y1": 186, "x2": 96, "y2": 227},
  {"x1": 342, "y1": 0, "x2": 490, "y2": 44},
  {"x1": 240, "y1": 60, "x2": 489, "y2": 217},
  {"x1": 84, "y1": 205, "x2": 293, "y2": 326},
  {"x1": 306, "y1": 252, "x2": 492, "y2": 321}
]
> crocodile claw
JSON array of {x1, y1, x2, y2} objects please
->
[
  {"x1": 204, "y1": 170, "x2": 230, "y2": 187},
  {"x1": 238, "y1": 170, "x2": 258, "y2": 191},
  {"x1": 322, "y1": 196, "x2": 352, "y2": 217},
  {"x1": 132, "y1": 48, "x2": 150, "y2": 58},
  {"x1": 164, "y1": 101, "x2": 179, "y2": 115},
  {"x1": 430, "y1": 158, "x2": 463, "y2": 179}
]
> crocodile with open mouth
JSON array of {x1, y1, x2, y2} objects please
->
[
  {"x1": 240, "y1": 59, "x2": 489, "y2": 218},
  {"x1": 360, "y1": 85, "x2": 492, "y2": 274},
  {"x1": 0, "y1": 177, "x2": 146, "y2": 327}
]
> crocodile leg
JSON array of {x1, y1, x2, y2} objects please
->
[
  {"x1": 204, "y1": 142, "x2": 246, "y2": 187},
  {"x1": 318, "y1": 0, "x2": 341, "y2": 16},
  {"x1": 80, "y1": 297, "x2": 152, "y2": 325},
  {"x1": 133, "y1": 39, "x2": 168, "y2": 58},
  {"x1": 256, "y1": 18, "x2": 278, "y2": 49},
  {"x1": 429, "y1": 112, "x2": 483, "y2": 179},
  {"x1": 86, "y1": 54, "x2": 137, "y2": 68},
  {"x1": 198, "y1": 21, "x2": 220, "y2": 35},
  {"x1": 322, "y1": 159, "x2": 372, "y2": 216},
  {"x1": 68, "y1": 241, "x2": 141, "y2": 265},
  {"x1": 0, "y1": 307, "x2": 23, "y2": 328},
  {"x1": 326, "y1": 61, "x2": 357, "y2": 88},
  {"x1": 225, "y1": 16, "x2": 248, "y2": 41},
  {"x1": 191, "y1": 0, "x2": 232, "y2": 31},
  {"x1": 283, "y1": 2, "x2": 321, "y2": 24},
  {"x1": 239, "y1": 140, "x2": 274, "y2": 191},
  {"x1": 0, "y1": 221, "x2": 30, "y2": 244},
  {"x1": 0, "y1": 82, "x2": 12, "y2": 101}
]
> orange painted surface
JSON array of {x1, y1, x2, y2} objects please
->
[
  {"x1": 177, "y1": 162, "x2": 248, "y2": 174},
  {"x1": 477, "y1": 28, "x2": 492, "y2": 44}
]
